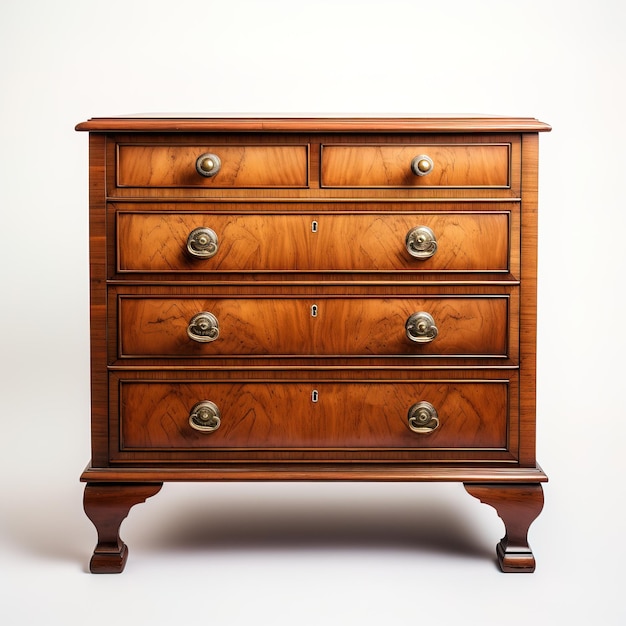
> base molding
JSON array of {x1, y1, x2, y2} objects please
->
[{"x1": 81, "y1": 463, "x2": 548, "y2": 484}]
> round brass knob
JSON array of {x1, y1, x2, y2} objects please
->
[
  {"x1": 405, "y1": 311, "x2": 438, "y2": 343},
  {"x1": 187, "y1": 227, "x2": 218, "y2": 259},
  {"x1": 187, "y1": 312, "x2": 220, "y2": 343},
  {"x1": 407, "y1": 401, "x2": 439, "y2": 434},
  {"x1": 406, "y1": 226, "x2": 438, "y2": 259},
  {"x1": 189, "y1": 400, "x2": 221, "y2": 432},
  {"x1": 411, "y1": 154, "x2": 434, "y2": 176},
  {"x1": 195, "y1": 152, "x2": 222, "y2": 177}
]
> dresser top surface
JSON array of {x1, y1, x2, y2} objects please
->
[{"x1": 75, "y1": 114, "x2": 551, "y2": 133}]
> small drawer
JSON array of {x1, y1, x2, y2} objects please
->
[
  {"x1": 117, "y1": 144, "x2": 309, "y2": 188},
  {"x1": 118, "y1": 380, "x2": 508, "y2": 451},
  {"x1": 116, "y1": 209, "x2": 510, "y2": 275},
  {"x1": 117, "y1": 295, "x2": 510, "y2": 359},
  {"x1": 321, "y1": 144, "x2": 510, "y2": 188}
]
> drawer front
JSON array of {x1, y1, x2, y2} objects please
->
[
  {"x1": 117, "y1": 144, "x2": 309, "y2": 188},
  {"x1": 118, "y1": 380, "x2": 508, "y2": 450},
  {"x1": 117, "y1": 210, "x2": 510, "y2": 274},
  {"x1": 117, "y1": 296, "x2": 509, "y2": 358},
  {"x1": 321, "y1": 144, "x2": 510, "y2": 188}
]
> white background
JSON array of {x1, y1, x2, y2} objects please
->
[{"x1": 1, "y1": 0, "x2": 624, "y2": 623}]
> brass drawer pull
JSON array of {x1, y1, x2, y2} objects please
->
[
  {"x1": 187, "y1": 227, "x2": 218, "y2": 259},
  {"x1": 410, "y1": 154, "x2": 434, "y2": 176},
  {"x1": 407, "y1": 401, "x2": 439, "y2": 434},
  {"x1": 189, "y1": 401, "x2": 221, "y2": 432},
  {"x1": 195, "y1": 152, "x2": 222, "y2": 177},
  {"x1": 406, "y1": 225, "x2": 437, "y2": 259},
  {"x1": 187, "y1": 312, "x2": 220, "y2": 343},
  {"x1": 405, "y1": 311, "x2": 438, "y2": 343}
]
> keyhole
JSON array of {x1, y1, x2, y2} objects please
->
[
  {"x1": 311, "y1": 304, "x2": 318, "y2": 317},
  {"x1": 311, "y1": 390, "x2": 319, "y2": 403},
  {"x1": 311, "y1": 220, "x2": 318, "y2": 233}
]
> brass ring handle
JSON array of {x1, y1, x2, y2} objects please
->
[
  {"x1": 405, "y1": 311, "x2": 438, "y2": 343},
  {"x1": 187, "y1": 312, "x2": 220, "y2": 343},
  {"x1": 407, "y1": 401, "x2": 439, "y2": 434},
  {"x1": 189, "y1": 400, "x2": 221, "y2": 432},
  {"x1": 406, "y1": 226, "x2": 438, "y2": 259},
  {"x1": 195, "y1": 152, "x2": 222, "y2": 177},
  {"x1": 187, "y1": 227, "x2": 219, "y2": 259},
  {"x1": 411, "y1": 154, "x2": 434, "y2": 176}
]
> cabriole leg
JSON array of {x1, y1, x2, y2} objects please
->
[
  {"x1": 83, "y1": 482, "x2": 163, "y2": 573},
  {"x1": 464, "y1": 483, "x2": 544, "y2": 573}
]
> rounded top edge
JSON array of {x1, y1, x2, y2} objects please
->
[{"x1": 75, "y1": 115, "x2": 551, "y2": 133}]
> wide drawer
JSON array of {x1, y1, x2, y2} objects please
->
[
  {"x1": 117, "y1": 295, "x2": 510, "y2": 358},
  {"x1": 116, "y1": 210, "x2": 510, "y2": 274},
  {"x1": 117, "y1": 144, "x2": 309, "y2": 188},
  {"x1": 118, "y1": 380, "x2": 508, "y2": 450},
  {"x1": 321, "y1": 144, "x2": 510, "y2": 188}
]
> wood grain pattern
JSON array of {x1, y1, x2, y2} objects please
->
[
  {"x1": 78, "y1": 116, "x2": 549, "y2": 573},
  {"x1": 117, "y1": 296, "x2": 509, "y2": 358},
  {"x1": 518, "y1": 133, "x2": 539, "y2": 466},
  {"x1": 104, "y1": 132, "x2": 523, "y2": 200},
  {"x1": 76, "y1": 115, "x2": 552, "y2": 133},
  {"x1": 82, "y1": 465, "x2": 547, "y2": 483},
  {"x1": 116, "y1": 210, "x2": 510, "y2": 274},
  {"x1": 84, "y1": 483, "x2": 162, "y2": 573},
  {"x1": 321, "y1": 144, "x2": 510, "y2": 188},
  {"x1": 107, "y1": 369, "x2": 519, "y2": 464},
  {"x1": 117, "y1": 144, "x2": 308, "y2": 188},
  {"x1": 465, "y1": 483, "x2": 544, "y2": 572},
  {"x1": 88, "y1": 134, "x2": 109, "y2": 467},
  {"x1": 119, "y1": 380, "x2": 508, "y2": 450}
]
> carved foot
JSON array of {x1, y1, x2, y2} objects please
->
[
  {"x1": 83, "y1": 482, "x2": 163, "y2": 573},
  {"x1": 464, "y1": 483, "x2": 544, "y2": 573}
]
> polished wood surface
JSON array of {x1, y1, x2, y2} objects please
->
[
  {"x1": 78, "y1": 115, "x2": 548, "y2": 572},
  {"x1": 76, "y1": 115, "x2": 552, "y2": 133},
  {"x1": 118, "y1": 144, "x2": 308, "y2": 188},
  {"x1": 87, "y1": 135, "x2": 109, "y2": 467},
  {"x1": 117, "y1": 209, "x2": 510, "y2": 274},
  {"x1": 84, "y1": 483, "x2": 162, "y2": 573},
  {"x1": 120, "y1": 380, "x2": 507, "y2": 450},
  {"x1": 82, "y1": 464, "x2": 547, "y2": 483},
  {"x1": 518, "y1": 134, "x2": 540, "y2": 467},
  {"x1": 321, "y1": 144, "x2": 510, "y2": 188},
  {"x1": 104, "y1": 132, "x2": 524, "y2": 201},
  {"x1": 118, "y1": 295, "x2": 509, "y2": 358},
  {"x1": 107, "y1": 369, "x2": 520, "y2": 464},
  {"x1": 465, "y1": 483, "x2": 544, "y2": 572}
]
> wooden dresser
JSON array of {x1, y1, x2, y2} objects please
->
[{"x1": 76, "y1": 115, "x2": 550, "y2": 573}]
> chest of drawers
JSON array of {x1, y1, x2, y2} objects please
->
[{"x1": 77, "y1": 115, "x2": 550, "y2": 573}]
